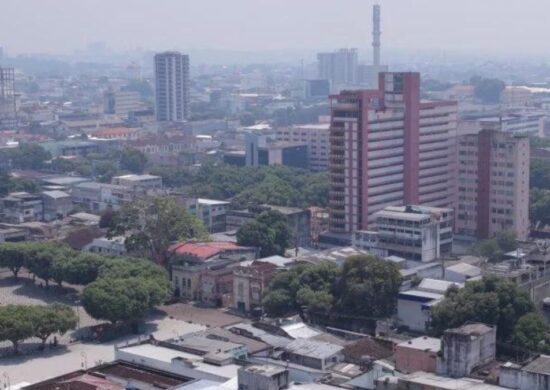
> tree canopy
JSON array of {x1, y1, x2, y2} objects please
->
[
  {"x1": 470, "y1": 231, "x2": 517, "y2": 262},
  {"x1": 237, "y1": 210, "x2": 292, "y2": 257},
  {"x1": 430, "y1": 275, "x2": 535, "y2": 342},
  {"x1": 470, "y1": 76, "x2": 506, "y2": 104},
  {"x1": 0, "y1": 304, "x2": 76, "y2": 353},
  {"x1": 263, "y1": 254, "x2": 402, "y2": 320},
  {"x1": 108, "y1": 196, "x2": 208, "y2": 263},
  {"x1": 150, "y1": 164, "x2": 329, "y2": 209}
]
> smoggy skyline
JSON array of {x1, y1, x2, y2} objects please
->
[{"x1": 1, "y1": 0, "x2": 548, "y2": 59}]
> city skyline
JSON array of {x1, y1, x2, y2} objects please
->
[{"x1": 1, "y1": 0, "x2": 549, "y2": 59}]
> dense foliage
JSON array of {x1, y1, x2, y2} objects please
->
[
  {"x1": 0, "y1": 170, "x2": 40, "y2": 196},
  {"x1": 108, "y1": 196, "x2": 208, "y2": 263},
  {"x1": 0, "y1": 304, "x2": 77, "y2": 353},
  {"x1": 0, "y1": 143, "x2": 51, "y2": 170},
  {"x1": 237, "y1": 210, "x2": 292, "y2": 257},
  {"x1": 469, "y1": 231, "x2": 517, "y2": 262},
  {"x1": 263, "y1": 254, "x2": 402, "y2": 319},
  {"x1": 150, "y1": 164, "x2": 329, "y2": 209},
  {"x1": 430, "y1": 275, "x2": 535, "y2": 343},
  {"x1": 470, "y1": 76, "x2": 506, "y2": 104},
  {"x1": 0, "y1": 242, "x2": 171, "y2": 325}
]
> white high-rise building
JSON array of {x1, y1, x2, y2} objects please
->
[
  {"x1": 154, "y1": 51, "x2": 190, "y2": 122},
  {"x1": 317, "y1": 49, "x2": 358, "y2": 91}
]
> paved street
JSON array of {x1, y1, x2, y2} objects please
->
[{"x1": 0, "y1": 271, "x2": 207, "y2": 386}]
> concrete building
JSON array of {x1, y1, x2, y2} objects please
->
[
  {"x1": 91, "y1": 126, "x2": 139, "y2": 140},
  {"x1": 328, "y1": 72, "x2": 458, "y2": 235},
  {"x1": 187, "y1": 198, "x2": 229, "y2": 233},
  {"x1": 0, "y1": 67, "x2": 17, "y2": 129},
  {"x1": 72, "y1": 182, "x2": 132, "y2": 213},
  {"x1": 84, "y1": 236, "x2": 127, "y2": 256},
  {"x1": 1, "y1": 192, "x2": 43, "y2": 223},
  {"x1": 42, "y1": 190, "x2": 72, "y2": 221},
  {"x1": 455, "y1": 122, "x2": 530, "y2": 240},
  {"x1": 395, "y1": 336, "x2": 441, "y2": 374},
  {"x1": 500, "y1": 355, "x2": 550, "y2": 390},
  {"x1": 103, "y1": 90, "x2": 144, "y2": 118},
  {"x1": 238, "y1": 366, "x2": 289, "y2": 390},
  {"x1": 154, "y1": 51, "x2": 190, "y2": 122},
  {"x1": 459, "y1": 113, "x2": 545, "y2": 137},
  {"x1": 283, "y1": 338, "x2": 344, "y2": 371},
  {"x1": 437, "y1": 323, "x2": 497, "y2": 378},
  {"x1": 226, "y1": 205, "x2": 311, "y2": 247},
  {"x1": 111, "y1": 174, "x2": 163, "y2": 193},
  {"x1": 317, "y1": 49, "x2": 358, "y2": 91},
  {"x1": 376, "y1": 371, "x2": 508, "y2": 390},
  {"x1": 304, "y1": 79, "x2": 330, "y2": 100},
  {"x1": 233, "y1": 261, "x2": 278, "y2": 313},
  {"x1": 275, "y1": 123, "x2": 330, "y2": 171},
  {"x1": 353, "y1": 205, "x2": 453, "y2": 262}
]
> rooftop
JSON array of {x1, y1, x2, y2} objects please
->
[
  {"x1": 42, "y1": 190, "x2": 70, "y2": 199},
  {"x1": 522, "y1": 355, "x2": 550, "y2": 375},
  {"x1": 113, "y1": 174, "x2": 161, "y2": 181},
  {"x1": 117, "y1": 343, "x2": 241, "y2": 380},
  {"x1": 284, "y1": 338, "x2": 343, "y2": 359},
  {"x1": 446, "y1": 322, "x2": 494, "y2": 336},
  {"x1": 397, "y1": 336, "x2": 441, "y2": 353},
  {"x1": 446, "y1": 262, "x2": 482, "y2": 277},
  {"x1": 197, "y1": 198, "x2": 230, "y2": 206},
  {"x1": 168, "y1": 241, "x2": 247, "y2": 259},
  {"x1": 418, "y1": 278, "x2": 462, "y2": 294}
]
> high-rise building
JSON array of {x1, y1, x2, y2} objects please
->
[
  {"x1": 455, "y1": 121, "x2": 529, "y2": 240},
  {"x1": 317, "y1": 49, "x2": 358, "y2": 91},
  {"x1": 154, "y1": 51, "x2": 190, "y2": 122},
  {"x1": 0, "y1": 67, "x2": 17, "y2": 129},
  {"x1": 104, "y1": 89, "x2": 144, "y2": 118},
  {"x1": 328, "y1": 72, "x2": 458, "y2": 234}
]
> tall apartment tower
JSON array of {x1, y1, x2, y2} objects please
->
[
  {"x1": 0, "y1": 67, "x2": 17, "y2": 129},
  {"x1": 317, "y1": 49, "x2": 358, "y2": 91},
  {"x1": 328, "y1": 72, "x2": 458, "y2": 234},
  {"x1": 455, "y1": 121, "x2": 529, "y2": 240},
  {"x1": 154, "y1": 51, "x2": 190, "y2": 122}
]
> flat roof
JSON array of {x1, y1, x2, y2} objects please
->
[
  {"x1": 118, "y1": 343, "x2": 241, "y2": 379},
  {"x1": 197, "y1": 198, "x2": 230, "y2": 206},
  {"x1": 398, "y1": 290, "x2": 443, "y2": 301},
  {"x1": 418, "y1": 278, "x2": 462, "y2": 294},
  {"x1": 42, "y1": 190, "x2": 70, "y2": 198},
  {"x1": 446, "y1": 262, "x2": 482, "y2": 277},
  {"x1": 397, "y1": 337, "x2": 441, "y2": 353},
  {"x1": 281, "y1": 322, "x2": 321, "y2": 339},
  {"x1": 114, "y1": 174, "x2": 161, "y2": 181},
  {"x1": 522, "y1": 355, "x2": 550, "y2": 375},
  {"x1": 42, "y1": 176, "x2": 89, "y2": 185},
  {"x1": 284, "y1": 338, "x2": 343, "y2": 359},
  {"x1": 292, "y1": 123, "x2": 330, "y2": 130}
]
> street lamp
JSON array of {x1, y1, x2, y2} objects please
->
[{"x1": 2, "y1": 372, "x2": 10, "y2": 390}]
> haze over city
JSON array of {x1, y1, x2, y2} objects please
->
[
  {"x1": 2, "y1": 2, "x2": 550, "y2": 390},
  {"x1": 1, "y1": 0, "x2": 549, "y2": 59}
]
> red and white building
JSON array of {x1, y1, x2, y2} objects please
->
[{"x1": 328, "y1": 72, "x2": 458, "y2": 234}]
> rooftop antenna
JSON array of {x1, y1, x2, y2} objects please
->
[{"x1": 372, "y1": 3, "x2": 381, "y2": 67}]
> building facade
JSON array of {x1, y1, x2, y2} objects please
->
[
  {"x1": 317, "y1": 49, "x2": 358, "y2": 91},
  {"x1": 275, "y1": 123, "x2": 330, "y2": 171},
  {"x1": 154, "y1": 51, "x2": 190, "y2": 122},
  {"x1": 455, "y1": 123, "x2": 530, "y2": 240},
  {"x1": 328, "y1": 72, "x2": 458, "y2": 235},
  {"x1": 0, "y1": 67, "x2": 17, "y2": 129},
  {"x1": 353, "y1": 205, "x2": 453, "y2": 262}
]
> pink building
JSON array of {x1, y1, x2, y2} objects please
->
[
  {"x1": 328, "y1": 72, "x2": 457, "y2": 233},
  {"x1": 455, "y1": 121, "x2": 530, "y2": 240}
]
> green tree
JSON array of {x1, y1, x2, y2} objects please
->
[
  {"x1": 262, "y1": 289, "x2": 294, "y2": 317},
  {"x1": 430, "y1": 275, "x2": 535, "y2": 341},
  {"x1": 120, "y1": 148, "x2": 147, "y2": 174},
  {"x1": 511, "y1": 313, "x2": 550, "y2": 353},
  {"x1": 82, "y1": 276, "x2": 170, "y2": 324},
  {"x1": 471, "y1": 76, "x2": 506, "y2": 104},
  {"x1": 237, "y1": 210, "x2": 291, "y2": 257},
  {"x1": 0, "y1": 305, "x2": 34, "y2": 353},
  {"x1": 109, "y1": 196, "x2": 208, "y2": 263},
  {"x1": 470, "y1": 231, "x2": 517, "y2": 262},
  {"x1": 336, "y1": 254, "x2": 402, "y2": 318},
  {"x1": 58, "y1": 252, "x2": 107, "y2": 285},
  {"x1": 0, "y1": 242, "x2": 28, "y2": 278},
  {"x1": 32, "y1": 304, "x2": 77, "y2": 347}
]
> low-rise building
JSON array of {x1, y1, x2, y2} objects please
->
[
  {"x1": 187, "y1": 198, "x2": 229, "y2": 233},
  {"x1": 437, "y1": 322, "x2": 497, "y2": 378},
  {"x1": 353, "y1": 205, "x2": 454, "y2": 262},
  {"x1": 72, "y1": 182, "x2": 131, "y2": 213},
  {"x1": 1, "y1": 192, "x2": 43, "y2": 223},
  {"x1": 238, "y1": 365, "x2": 289, "y2": 390},
  {"x1": 500, "y1": 355, "x2": 550, "y2": 390},
  {"x1": 395, "y1": 336, "x2": 441, "y2": 374},
  {"x1": 42, "y1": 190, "x2": 72, "y2": 221},
  {"x1": 233, "y1": 261, "x2": 279, "y2": 313},
  {"x1": 111, "y1": 174, "x2": 163, "y2": 193},
  {"x1": 283, "y1": 338, "x2": 344, "y2": 371},
  {"x1": 84, "y1": 236, "x2": 127, "y2": 256}
]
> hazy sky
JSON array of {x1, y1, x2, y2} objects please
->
[{"x1": 1, "y1": 0, "x2": 548, "y2": 58}]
